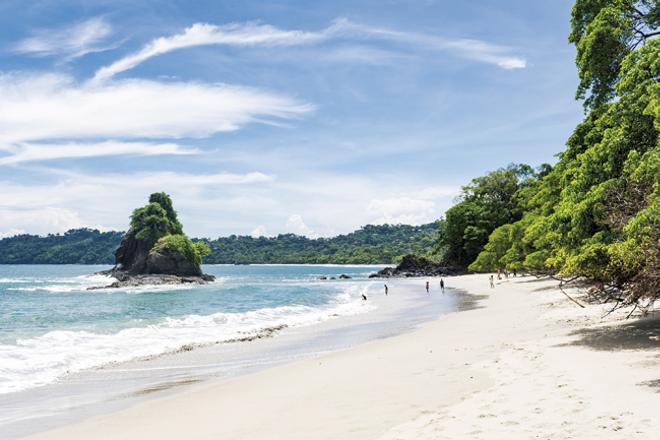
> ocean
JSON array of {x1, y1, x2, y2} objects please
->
[{"x1": 0, "y1": 264, "x2": 465, "y2": 437}]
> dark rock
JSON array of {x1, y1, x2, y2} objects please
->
[
  {"x1": 319, "y1": 276, "x2": 328, "y2": 280},
  {"x1": 88, "y1": 273, "x2": 214, "y2": 290},
  {"x1": 146, "y1": 240, "x2": 202, "y2": 276},
  {"x1": 369, "y1": 254, "x2": 465, "y2": 278},
  {"x1": 339, "y1": 274, "x2": 352, "y2": 279},
  {"x1": 114, "y1": 228, "x2": 151, "y2": 275}
]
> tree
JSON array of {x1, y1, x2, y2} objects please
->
[
  {"x1": 472, "y1": 11, "x2": 658, "y2": 307},
  {"x1": 438, "y1": 164, "x2": 543, "y2": 267},
  {"x1": 130, "y1": 193, "x2": 183, "y2": 248},
  {"x1": 570, "y1": 0, "x2": 659, "y2": 109}
]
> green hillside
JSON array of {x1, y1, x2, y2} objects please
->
[{"x1": 0, "y1": 222, "x2": 440, "y2": 265}]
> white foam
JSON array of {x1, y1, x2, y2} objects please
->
[
  {"x1": 5, "y1": 274, "x2": 122, "y2": 294},
  {"x1": 0, "y1": 278, "x2": 31, "y2": 283},
  {"x1": 0, "y1": 284, "x2": 373, "y2": 394}
]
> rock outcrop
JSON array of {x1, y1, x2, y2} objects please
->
[
  {"x1": 369, "y1": 254, "x2": 465, "y2": 278},
  {"x1": 145, "y1": 239, "x2": 203, "y2": 277},
  {"x1": 113, "y1": 228, "x2": 152, "y2": 275},
  {"x1": 92, "y1": 192, "x2": 214, "y2": 289}
]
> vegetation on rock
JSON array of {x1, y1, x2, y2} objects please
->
[
  {"x1": 116, "y1": 193, "x2": 210, "y2": 275},
  {"x1": 157, "y1": 234, "x2": 210, "y2": 266}
]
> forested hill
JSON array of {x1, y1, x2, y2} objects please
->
[
  {"x1": 204, "y1": 223, "x2": 439, "y2": 264},
  {"x1": 0, "y1": 229, "x2": 124, "y2": 264},
  {"x1": 0, "y1": 222, "x2": 440, "y2": 265}
]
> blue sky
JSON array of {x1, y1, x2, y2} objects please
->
[{"x1": 0, "y1": 0, "x2": 583, "y2": 238}]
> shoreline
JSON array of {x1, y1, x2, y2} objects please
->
[
  {"x1": 23, "y1": 274, "x2": 660, "y2": 439},
  {"x1": 2, "y1": 275, "x2": 466, "y2": 438}
]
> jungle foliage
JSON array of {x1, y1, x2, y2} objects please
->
[
  {"x1": 469, "y1": 0, "x2": 659, "y2": 306},
  {"x1": 0, "y1": 222, "x2": 439, "y2": 265}
]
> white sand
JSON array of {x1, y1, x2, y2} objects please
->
[{"x1": 25, "y1": 275, "x2": 659, "y2": 439}]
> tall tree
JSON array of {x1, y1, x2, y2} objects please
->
[{"x1": 570, "y1": 0, "x2": 659, "y2": 109}]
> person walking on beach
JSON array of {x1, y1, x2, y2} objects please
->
[
  {"x1": 440, "y1": 278, "x2": 445, "y2": 292},
  {"x1": 384, "y1": 284, "x2": 388, "y2": 296},
  {"x1": 425, "y1": 281, "x2": 430, "y2": 294},
  {"x1": 489, "y1": 275, "x2": 495, "y2": 288}
]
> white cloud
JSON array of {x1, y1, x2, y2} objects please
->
[
  {"x1": 0, "y1": 141, "x2": 198, "y2": 165},
  {"x1": 251, "y1": 225, "x2": 267, "y2": 238},
  {"x1": 92, "y1": 18, "x2": 526, "y2": 82},
  {"x1": 0, "y1": 171, "x2": 273, "y2": 208},
  {"x1": 0, "y1": 228, "x2": 26, "y2": 239},
  {"x1": 13, "y1": 17, "x2": 114, "y2": 60},
  {"x1": 93, "y1": 21, "x2": 331, "y2": 82},
  {"x1": 285, "y1": 214, "x2": 318, "y2": 238},
  {"x1": 0, "y1": 168, "x2": 459, "y2": 237},
  {"x1": 0, "y1": 73, "x2": 312, "y2": 146},
  {"x1": 0, "y1": 207, "x2": 85, "y2": 236},
  {"x1": 367, "y1": 197, "x2": 436, "y2": 225},
  {"x1": 366, "y1": 185, "x2": 458, "y2": 225},
  {"x1": 0, "y1": 170, "x2": 275, "y2": 236}
]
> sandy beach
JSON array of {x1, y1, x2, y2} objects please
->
[{"x1": 25, "y1": 274, "x2": 660, "y2": 439}]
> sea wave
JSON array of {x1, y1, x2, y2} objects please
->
[
  {"x1": 0, "y1": 284, "x2": 373, "y2": 394},
  {"x1": 6, "y1": 274, "x2": 117, "y2": 293},
  {"x1": 0, "y1": 278, "x2": 31, "y2": 284}
]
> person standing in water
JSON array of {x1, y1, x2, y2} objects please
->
[
  {"x1": 440, "y1": 278, "x2": 445, "y2": 292},
  {"x1": 489, "y1": 274, "x2": 495, "y2": 288},
  {"x1": 384, "y1": 284, "x2": 388, "y2": 295},
  {"x1": 425, "y1": 281, "x2": 430, "y2": 294}
]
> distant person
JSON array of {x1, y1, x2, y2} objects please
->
[
  {"x1": 440, "y1": 278, "x2": 445, "y2": 292},
  {"x1": 425, "y1": 281, "x2": 430, "y2": 294},
  {"x1": 362, "y1": 293, "x2": 368, "y2": 301},
  {"x1": 513, "y1": 268, "x2": 517, "y2": 277},
  {"x1": 497, "y1": 270, "x2": 502, "y2": 280},
  {"x1": 489, "y1": 274, "x2": 495, "y2": 288},
  {"x1": 384, "y1": 284, "x2": 388, "y2": 296}
]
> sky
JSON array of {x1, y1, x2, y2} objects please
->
[{"x1": 0, "y1": 0, "x2": 584, "y2": 239}]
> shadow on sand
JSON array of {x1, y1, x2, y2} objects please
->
[
  {"x1": 561, "y1": 315, "x2": 660, "y2": 393},
  {"x1": 561, "y1": 314, "x2": 660, "y2": 351}
]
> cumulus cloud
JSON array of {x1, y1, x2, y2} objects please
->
[
  {"x1": 0, "y1": 207, "x2": 86, "y2": 236},
  {"x1": 285, "y1": 214, "x2": 318, "y2": 238},
  {"x1": 251, "y1": 225, "x2": 267, "y2": 238},
  {"x1": 93, "y1": 18, "x2": 526, "y2": 82},
  {"x1": 13, "y1": 17, "x2": 114, "y2": 60},
  {"x1": 0, "y1": 170, "x2": 275, "y2": 235},
  {"x1": 366, "y1": 185, "x2": 458, "y2": 225},
  {"x1": 367, "y1": 197, "x2": 436, "y2": 225}
]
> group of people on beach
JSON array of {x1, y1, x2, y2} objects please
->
[
  {"x1": 362, "y1": 278, "x2": 446, "y2": 301},
  {"x1": 489, "y1": 268, "x2": 519, "y2": 288},
  {"x1": 424, "y1": 279, "x2": 444, "y2": 294}
]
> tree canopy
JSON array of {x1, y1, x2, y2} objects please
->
[
  {"x1": 470, "y1": 6, "x2": 658, "y2": 306},
  {"x1": 437, "y1": 164, "x2": 546, "y2": 267},
  {"x1": 569, "y1": 0, "x2": 659, "y2": 109},
  {"x1": 0, "y1": 222, "x2": 439, "y2": 265}
]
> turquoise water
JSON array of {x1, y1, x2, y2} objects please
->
[{"x1": 0, "y1": 264, "x2": 381, "y2": 394}]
